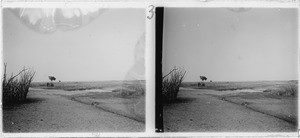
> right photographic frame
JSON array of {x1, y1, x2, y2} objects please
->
[{"x1": 157, "y1": 7, "x2": 298, "y2": 132}]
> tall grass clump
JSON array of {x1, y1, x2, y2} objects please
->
[
  {"x1": 2, "y1": 63, "x2": 35, "y2": 104},
  {"x1": 162, "y1": 67, "x2": 186, "y2": 102}
]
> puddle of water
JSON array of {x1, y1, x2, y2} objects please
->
[
  {"x1": 29, "y1": 88, "x2": 112, "y2": 96},
  {"x1": 182, "y1": 88, "x2": 264, "y2": 96},
  {"x1": 223, "y1": 89, "x2": 263, "y2": 93},
  {"x1": 73, "y1": 89, "x2": 112, "y2": 93}
]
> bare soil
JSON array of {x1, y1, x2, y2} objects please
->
[
  {"x1": 3, "y1": 88, "x2": 144, "y2": 132},
  {"x1": 163, "y1": 87, "x2": 297, "y2": 132}
]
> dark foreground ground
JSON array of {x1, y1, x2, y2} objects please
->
[
  {"x1": 3, "y1": 81, "x2": 145, "y2": 132},
  {"x1": 164, "y1": 80, "x2": 297, "y2": 132}
]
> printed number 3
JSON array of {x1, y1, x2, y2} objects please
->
[{"x1": 147, "y1": 5, "x2": 155, "y2": 20}]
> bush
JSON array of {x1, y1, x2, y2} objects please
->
[
  {"x1": 162, "y1": 67, "x2": 186, "y2": 102},
  {"x1": 264, "y1": 84, "x2": 298, "y2": 97},
  {"x1": 47, "y1": 82, "x2": 54, "y2": 87},
  {"x1": 2, "y1": 63, "x2": 35, "y2": 104},
  {"x1": 120, "y1": 80, "x2": 145, "y2": 98},
  {"x1": 276, "y1": 84, "x2": 298, "y2": 96}
]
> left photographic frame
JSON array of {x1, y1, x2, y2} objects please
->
[{"x1": 2, "y1": 7, "x2": 146, "y2": 133}]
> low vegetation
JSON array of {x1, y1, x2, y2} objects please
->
[
  {"x1": 2, "y1": 63, "x2": 35, "y2": 104},
  {"x1": 264, "y1": 83, "x2": 298, "y2": 97},
  {"x1": 182, "y1": 80, "x2": 298, "y2": 93},
  {"x1": 31, "y1": 81, "x2": 122, "y2": 91},
  {"x1": 31, "y1": 80, "x2": 145, "y2": 98},
  {"x1": 113, "y1": 80, "x2": 145, "y2": 98},
  {"x1": 280, "y1": 84, "x2": 298, "y2": 96},
  {"x1": 162, "y1": 67, "x2": 186, "y2": 102}
]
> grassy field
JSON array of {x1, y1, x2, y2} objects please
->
[
  {"x1": 31, "y1": 80, "x2": 146, "y2": 123},
  {"x1": 182, "y1": 80, "x2": 297, "y2": 93},
  {"x1": 181, "y1": 80, "x2": 298, "y2": 125}
]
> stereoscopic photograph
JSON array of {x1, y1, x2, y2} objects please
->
[
  {"x1": 160, "y1": 8, "x2": 298, "y2": 132},
  {"x1": 3, "y1": 8, "x2": 145, "y2": 132}
]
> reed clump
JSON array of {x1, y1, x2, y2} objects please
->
[
  {"x1": 2, "y1": 63, "x2": 35, "y2": 104},
  {"x1": 162, "y1": 67, "x2": 186, "y2": 102}
]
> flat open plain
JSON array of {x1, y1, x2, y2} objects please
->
[
  {"x1": 164, "y1": 81, "x2": 297, "y2": 132},
  {"x1": 3, "y1": 81, "x2": 145, "y2": 132}
]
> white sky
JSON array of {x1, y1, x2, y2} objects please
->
[
  {"x1": 163, "y1": 8, "x2": 298, "y2": 82},
  {"x1": 3, "y1": 8, "x2": 145, "y2": 82}
]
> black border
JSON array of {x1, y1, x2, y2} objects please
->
[{"x1": 155, "y1": 7, "x2": 164, "y2": 132}]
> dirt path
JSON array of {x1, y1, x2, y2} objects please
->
[
  {"x1": 163, "y1": 88, "x2": 296, "y2": 132},
  {"x1": 3, "y1": 88, "x2": 144, "y2": 132}
]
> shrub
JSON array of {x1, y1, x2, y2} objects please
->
[
  {"x1": 111, "y1": 80, "x2": 145, "y2": 98},
  {"x1": 2, "y1": 63, "x2": 35, "y2": 104},
  {"x1": 47, "y1": 82, "x2": 54, "y2": 87},
  {"x1": 162, "y1": 67, "x2": 186, "y2": 102},
  {"x1": 276, "y1": 84, "x2": 298, "y2": 96},
  {"x1": 264, "y1": 83, "x2": 298, "y2": 97},
  {"x1": 120, "y1": 80, "x2": 145, "y2": 97}
]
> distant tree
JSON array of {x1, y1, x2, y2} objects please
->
[
  {"x1": 48, "y1": 76, "x2": 56, "y2": 82},
  {"x1": 200, "y1": 76, "x2": 207, "y2": 81},
  {"x1": 198, "y1": 76, "x2": 208, "y2": 87}
]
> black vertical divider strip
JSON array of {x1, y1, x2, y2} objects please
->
[{"x1": 155, "y1": 7, "x2": 164, "y2": 132}]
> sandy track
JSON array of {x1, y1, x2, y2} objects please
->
[
  {"x1": 3, "y1": 89, "x2": 144, "y2": 132},
  {"x1": 163, "y1": 89, "x2": 296, "y2": 132}
]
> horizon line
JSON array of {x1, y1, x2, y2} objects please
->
[
  {"x1": 183, "y1": 79, "x2": 298, "y2": 83},
  {"x1": 32, "y1": 79, "x2": 146, "y2": 83}
]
